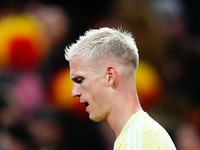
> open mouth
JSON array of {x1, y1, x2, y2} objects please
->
[{"x1": 84, "y1": 102, "x2": 89, "y2": 107}]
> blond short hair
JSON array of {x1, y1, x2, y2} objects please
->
[{"x1": 65, "y1": 27, "x2": 139, "y2": 71}]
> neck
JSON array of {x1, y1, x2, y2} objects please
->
[{"x1": 105, "y1": 90, "x2": 142, "y2": 138}]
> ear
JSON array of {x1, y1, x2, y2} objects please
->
[{"x1": 106, "y1": 67, "x2": 117, "y2": 86}]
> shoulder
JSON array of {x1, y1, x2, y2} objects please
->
[
  {"x1": 141, "y1": 112, "x2": 176, "y2": 149},
  {"x1": 114, "y1": 111, "x2": 176, "y2": 150}
]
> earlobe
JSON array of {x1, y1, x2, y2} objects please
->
[{"x1": 107, "y1": 67, "x2": 116, "y2": 86}]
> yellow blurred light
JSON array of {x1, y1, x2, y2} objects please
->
[{"x1": 0, "y1": 14, "x2": 48, "y2": 69}]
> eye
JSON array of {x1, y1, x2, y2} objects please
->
[
  {"x1": 77, "y1": 78, "x2": 83, "y2": 83},
  {"x1": 74, "y1": 77, "x2": 83, "y2": 84}
]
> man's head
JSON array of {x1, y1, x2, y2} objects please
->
[{"x1": 64, "y1": 27, "x2": 139, "y2": 122}]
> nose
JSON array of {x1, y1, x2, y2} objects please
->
[{"x1": 71, "y1": 83, "x2": 81, "y2": 98}]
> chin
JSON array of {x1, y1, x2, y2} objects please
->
[{"x1": 89, "y1": 115, "x2": 102, "y2": 122}]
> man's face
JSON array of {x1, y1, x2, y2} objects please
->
[{"x1": 69, "y1": 55, "x2": 110, "y2": 122}]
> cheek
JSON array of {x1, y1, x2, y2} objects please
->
[
  {"x1": 90, "y1": 84, "x2": 105, "y2": 100},
  {"x1": 91, "y1": 88, "x2": 108, "y2": 110},
  {"x1": 88, "y1": 88, "x2": 102, "y2": 102},
  {"x1": 82, "y1": 76, "x2": 107, "y2": 100},
  {"x1": 83, "y1": 87, "x2": 103, "y2": 107}
]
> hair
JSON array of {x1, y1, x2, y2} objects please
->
[{"x1": 65, "y1": 27, "x2": 139, "y2": 71}]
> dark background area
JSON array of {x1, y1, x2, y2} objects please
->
[{"x1": 0, "y1": 0, "x2": 200, "y2": 149}]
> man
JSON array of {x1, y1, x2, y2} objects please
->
[{"x1": 64, "y1": 27, "x2": 176, "y2": 150}]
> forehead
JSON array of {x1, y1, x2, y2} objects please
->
[
  {"x1": 69, "y1": 55, "x2": 86, "y2": 77},
  {"x1": 69, "y1": 55, "x2": 104, "y2": 79}
]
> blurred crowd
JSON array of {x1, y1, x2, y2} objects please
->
[{"x1": 0, "y1": 0, "x2": 200, "y2": 149}]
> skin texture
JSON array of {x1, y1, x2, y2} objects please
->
[
  {"x1": 70, "y1": 55, "x2": 110, "y2": 122},
  {"x1": 70, "y1": 54, "x2": 142, "y2": 137}
]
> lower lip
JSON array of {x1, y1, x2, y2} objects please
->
[{"x1": 86, "y1": 106, "x2": 89, "y2": 113}]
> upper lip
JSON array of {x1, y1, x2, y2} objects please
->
[{"x1": 80, "y1": 101, "x2": 89, "y2": 107}]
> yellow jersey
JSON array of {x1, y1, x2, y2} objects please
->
[{"x1": 114, "y1": 111, "x2": 176, "y2": 150}]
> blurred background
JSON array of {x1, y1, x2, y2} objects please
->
[{"x1": 0, "y1": 0, "x2": 200, "y2": 149}]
